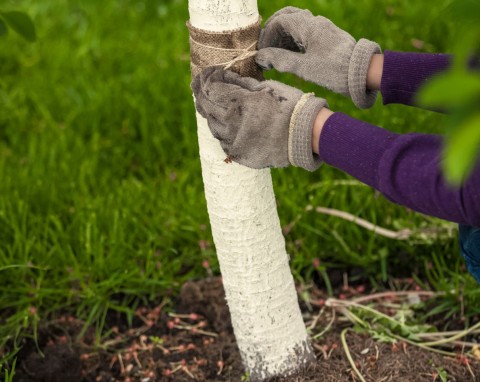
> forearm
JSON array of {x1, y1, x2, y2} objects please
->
[
  {"x1": 312, "y1": 108, "x2": 334, "y2": 154},
  {"x1": 366, "y1": 54, "x2": 384, "y2": 91},
  {"x1": 310, "y1": 51, "x2": 475, "y2": 223},
  {"x1": 313, "y1": 112, "x2": 480, "y2": 226}
]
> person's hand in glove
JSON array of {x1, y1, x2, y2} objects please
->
[
  {"x1": 255, "y1": 6, "x2": 382, "y2": 109},
  {"x1": 191, "y1": 67, "x2": 332, "y2": 171}
]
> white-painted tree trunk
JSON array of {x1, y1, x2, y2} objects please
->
[{"x1": 188, "y1": 1, "x2": 315, "y2": 380}]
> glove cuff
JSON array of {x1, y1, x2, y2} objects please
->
[
  {"x1": 348, "y1": 38, "x2": 382, "y2": 109},
  {"x1": 288, "y1": 94, "x2": 327, "y2": 171}
]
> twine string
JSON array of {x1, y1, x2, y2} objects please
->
[
  {"x1": 187, "y1": 18, "x2": 262, "y2": 79},
  {"x1": 189, "y1": 37, "x2": 258, "y2": 70},
  {"x1": 224, "y1": 44, "x2": 257, "y2": 70}
]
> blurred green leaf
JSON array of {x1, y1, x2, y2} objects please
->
[
  {"x1": 0, "y1": 11, "x2": 36, "y2": 42},
  {"x1": 445, "y1": 0, "x2": 480, "y2": 26},
  {"x1": 418, "y1": 72, "x2": 480, "y2": 109},
  {"x1": 0, "y1": 19, "x2": 7, "y2": 37},
  {"x1": 426, "y1": 0, "x2": 480, "y2": 186},
  {"x1": 453, "y1": 30, "x2": 480, "y2": 68},
  {"x1": 443, "y1": 113, "x2": 480, "y2": 185},
  {"x1": 436, "y1": 367, "x2": 448, "y2": 382}
]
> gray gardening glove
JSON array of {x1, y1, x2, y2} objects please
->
[
  {"x1": 191, "y1": 67, "x2": 327, "y2": 171},
  {"x1": 255, "y1": 7, "x2": 381, "y2": 109}
]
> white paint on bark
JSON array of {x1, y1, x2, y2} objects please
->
[
  {"x1": 188, "y1": 0, "x2": 315, "y2": 380},
  {"x1": 189, "y1": 0, "x2": 258, "y2": 31}
]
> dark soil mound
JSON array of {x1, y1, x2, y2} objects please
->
[{"x1": 11, "y1": 277, "x2": 480, "y2": 381}]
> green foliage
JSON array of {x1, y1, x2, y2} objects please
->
[
  {"x1": 0, "y1": 19, "x2": 8, "y2": 37},
  {"x1": 349, "y1": 301, "x2": 434, "y2": 343},
  {"x1": 444, "y1": 114, "x2": 480, "y2": 184},
  {"x1": 2, "y1": 358, "x2": 15, "y2": 382},
  {"x1": 435, "y1": 367, "x2": 448, "y2": 382},
  {"x1": 149, "y1": 336, "x2": 165, "y2": 345},
  {"x1": 418, "y1": 0, "x2": 480, "y2": 185},
  {"x1": 0, "y1": 11, "x2": 36, "y2": 42},
  {"x1": 420, "y1": 72, "x2": 480, "y2": 108}
]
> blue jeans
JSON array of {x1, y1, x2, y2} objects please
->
[{"x1": 459, "y1": 224, "x2": 480, "y2": 284}]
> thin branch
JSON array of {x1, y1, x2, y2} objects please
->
[
  {"x1": 352, "y1": 291, "x2": 442, "y2": 304},
  {"x1": 417, "y1": 329, "x2": 480, "y2": 338},
  {"x1": 308, "y1": 307, "x2": 325, "y2": 331},
  {"x1": 466, "y1": 357, "x2": 476, "y2": 381},
  {"x1": 313, "y1": 343, "x2": 328, "y2": 359},
  {"x1": 389, "y1": 333, "x2": 458, "y2": 357},
  {"x1": 330, "y1": 297, "x2": 480, "y2": 360},
  {"x1": 421, "y1": 320, "x2": 480, "y2": 347},
  {"x1": 417, "y1": 338, "x2": 480, "y2": 349},
  {"x1": 316, "y1": 207, "x2": 412, "y2": 240},
  {"x1": 312, "y1": 309, "x2": 336, "y2": 340},
  {"x1": 341, "y1": 328, "x2": 366, "y2": 382},
  {"x1": 315, "y1": 206, "x2": 454, "y2": 240},
  {"x1": 327, "y1": 299, "x2": 402, "y2": 327}
]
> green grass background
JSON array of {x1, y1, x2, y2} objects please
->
[{"x1": 1, "y1": 0, "x2": 479, "y2": 369}]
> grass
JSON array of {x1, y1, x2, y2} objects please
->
[{"x1": 0, "y1": 0, "x2": 479, "y2": 373}]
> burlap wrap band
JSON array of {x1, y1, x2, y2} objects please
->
[{"x1": 186, "y1": 18, "x2": 263, "y2": 80}]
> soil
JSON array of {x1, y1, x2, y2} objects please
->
[{"x1": 10, "y1": 277, "x2": 480, "y2": 382}]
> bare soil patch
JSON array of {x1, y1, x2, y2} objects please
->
[{"x1": 12, "y1": 277, "x2": 479, "y2": 382}]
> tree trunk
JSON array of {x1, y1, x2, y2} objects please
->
[{"x1": 188, "y1": 1, "x2": 315, "y2": 380}]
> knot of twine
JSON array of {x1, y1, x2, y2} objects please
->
[
  {"x1": 187, "y1": 18, "x2": 263, "y2": 80},
  {"x1": 189, "y1": 38, "x2": 258, "y2": 70}
]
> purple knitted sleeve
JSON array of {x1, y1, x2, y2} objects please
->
[
  {"x1": 380, "y1": 51, "x2": 451, "y2": 106},
  {"x1": 317, "y1": 52, "x2": 480, "y2": 225},
  {"x1": 319, "y1": 113, "x2": 480, "y2": 225}
]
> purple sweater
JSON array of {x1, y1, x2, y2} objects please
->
[{"x1": 319, "y1": 51, "x2": 480, "y2": 226}]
